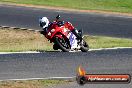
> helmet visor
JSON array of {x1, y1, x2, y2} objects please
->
[{"x1": 41, "y1": 22, "x2": 46, "y2": 27}]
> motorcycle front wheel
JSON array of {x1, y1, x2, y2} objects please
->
[{"x1": 54, "y1": 37, "x2": 71, "y2": 52}]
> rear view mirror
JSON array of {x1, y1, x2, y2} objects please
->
[{"x1": 56, "y1": 15, "x2": 60, "y2": 20}]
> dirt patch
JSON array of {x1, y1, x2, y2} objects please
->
[
  {"x1": 0, "y1": 27, "x2": 52, "y2": 52},
  {"x1": 0, "y1": 80, "x2": 40, "y2": 88},
  {"x1": 0, "y1": 80, "x2": 69, "y2": 88}
]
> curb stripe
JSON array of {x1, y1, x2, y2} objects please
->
[{"x1": 0, "y1": 25, "x2": 41, "y2": 32}]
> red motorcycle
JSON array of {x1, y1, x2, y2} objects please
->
[{"x1": 42, "y1": 15, "x2": 89, "y2": 52}]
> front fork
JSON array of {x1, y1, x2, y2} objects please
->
[{"x1": 78, "y1": 29, "x2": 83, "y2": 37}]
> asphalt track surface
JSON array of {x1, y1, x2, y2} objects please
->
[
  {"x1": 0, "y1": 4, "x2": 132, "y2": 38},
  {"x1": 0, "y1": 4, "x2": 132, "y2": 88},
  {"x1": 0, "y1": 49, "x2": 132, "y2": 88}
]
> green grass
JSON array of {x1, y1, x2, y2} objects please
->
[
  {"x1": 0, "y1": 28, "x2": 132, "y2": 52},
  {"x1": 40, "y1": 80, "x2": 70, "y2": 87},
  {"x1": 0, "y1": 0, "x2": 132, "y2": 13},
  {"x1": 83, "y1": 35, "x2": 132, "y2": 49},
  {"x1": 0, "y1": 80, "x2": 69, "y2": 88}
]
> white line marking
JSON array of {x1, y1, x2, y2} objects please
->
[
  {"x1": 0, "y1": 47, "x2": 132, "y2": 54},
  {"x1": 0, "y1": 51, "x2": 40, "y2": 54},
  {"x1": 89, "y1": 47, "x2": 132, "y2": 51},
  {"x1": 0, "y1": 76, "x2": 76, "y2": 81}
]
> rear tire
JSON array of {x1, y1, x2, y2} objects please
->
[
  {"x1": 80, "y1": 40, "x2": 89, "y2": 52},
  {"x1": 54, "y1": 37, "x2": 70, "y2": 52}
]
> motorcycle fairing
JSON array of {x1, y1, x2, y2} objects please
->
[{"x1": 69, "y1": 32, "x2": 79, "y2": 49}]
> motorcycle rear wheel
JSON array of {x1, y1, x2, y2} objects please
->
[
  {"x1": 80, "y1": 40, "x2": 89, "y2": 52},
  {"x1": 54, "y1": 37, "x2": 70, "y2": 52}
]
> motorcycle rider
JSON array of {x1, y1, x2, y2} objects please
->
[{"x1": 39, "y1": 15, "x2": 82, "y2": 42}]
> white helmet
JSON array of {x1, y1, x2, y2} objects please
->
[{"x1": 39, "y1": 17, "x2": 49, "y2": 29}]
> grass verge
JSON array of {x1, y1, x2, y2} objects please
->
[
  {"x1": 83, "y1": 35, "x2": 132, "y2": 49},
  {"x1": 0, "y1": 0, "x2": 132, "y2": 13},
  {"x1": 0, "y1": 80, "x2": 69, "y2": 88},
  {"x1": 0, "y1": 28, "x2": 132, "y2": 52},
  {"x1": 0, "y1": 28, "x2": 53, "y2": 52}
]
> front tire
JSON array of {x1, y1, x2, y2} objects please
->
[
  {"x1": 53, "y1": 44, "x2": 59, "y2": 50},
  {"x1": 54, "y1": 37, "x2": 70, "y2": 52}
]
